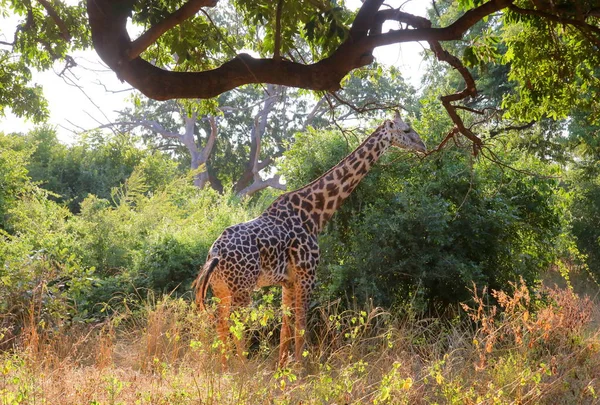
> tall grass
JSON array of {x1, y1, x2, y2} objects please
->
[{"x1": 1, "y1": 279, "x2": 599, "y2": 404}]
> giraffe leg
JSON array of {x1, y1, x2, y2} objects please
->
[
  {"x1": 294, "y1": 283, "x2": 311, "y2": 361},
  {"x1": 279, "y1": 284, "x2": 295, "y2": 366},
  {"x1": 215, "y1": 292, "x2": 232, "y2": 368},
  {"x1": 231, "y1": 290, "x2": 251, "y2": 360}
]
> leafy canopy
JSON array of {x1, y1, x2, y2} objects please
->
[{"x1": 1, "y1": 0, "x2": 599, "y2": 154}]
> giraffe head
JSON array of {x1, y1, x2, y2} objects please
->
[{"x1": 384, "y1": 113, "x2": 427, "y2": 153}]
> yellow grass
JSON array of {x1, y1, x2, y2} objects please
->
[{"x1": 1, "y1": 279, "x2": 600, "y2": 404}]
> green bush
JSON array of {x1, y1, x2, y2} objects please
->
[
  {"x1": 135, "y1": 234, "x2": 206, "y2": 293},
  {"x1": 282, "y1": 128, "x2": 564, "y2": 310},
  {"x1": 569, "y1": 171, "x2": 600, "y2": 277}
]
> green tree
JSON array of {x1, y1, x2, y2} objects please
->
[
  {"x1": 1, "y1": 1, "x2": 598, "y2": 155},
  {"x1": 18, "y1": 127, "x2": 179, "y2": 212},
  {"x1": 282, "y1": 125, "x2": 564, "y2": 310},
  {"x1": 0, "y1": 132, "x2": 32, "y2": 230},
  {"x1": 111, "y1": 59, "x2": 417, "y2": 196}
]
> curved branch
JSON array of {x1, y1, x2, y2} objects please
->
[
  {"x1": 388, "y1": 10, "x2": 484, "y2": 153},
  {"x1": 86, "y1": 0, "x2": 515, "y2": 100},
  {"x1": 128, "y1": 0, "x2": 218, "y2": 60},
  {"x1": 38, "y1": 0, "x2": 71, "y2": 41},
  {"x1": 367, "y1": 0, "x2": 514, "y2": 47},
  {"x1": 237, "y1": 175, "x2": 286, "y2": 198}
]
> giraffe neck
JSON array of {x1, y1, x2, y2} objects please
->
[{"x1": 270, "y1": 124, "x2": 392, "y2": 234}]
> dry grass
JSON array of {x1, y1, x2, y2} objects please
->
[{"x1": 1, "y1": 280, "x2": 600, "y2": 405}]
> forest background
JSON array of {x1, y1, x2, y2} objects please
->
[{"x1": 1, "y1": 0, "x2": 600, "y2": 403}]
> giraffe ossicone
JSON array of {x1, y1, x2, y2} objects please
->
[{"x1": 194, "y1": 115, "x2": 426, "y2": 366}]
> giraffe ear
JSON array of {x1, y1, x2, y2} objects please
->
[{"x1": 386, "y1": 120, "x2": 395, "y2": 129}]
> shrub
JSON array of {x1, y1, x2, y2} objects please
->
[{"x1": 282, "y1": 129, "x2": 564, "y2": 309}]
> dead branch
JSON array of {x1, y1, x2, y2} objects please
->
[{"x1": 237, "y1": 175, "x2": 286, "y2": 197}]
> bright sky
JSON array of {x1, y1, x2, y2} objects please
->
[{"x1": 0, "y1": 0, "x2": 429, "y2": 142}]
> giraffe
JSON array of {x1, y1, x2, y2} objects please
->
[{"x1": 194, "y1": 113, "x2": 426, "y2": 366}]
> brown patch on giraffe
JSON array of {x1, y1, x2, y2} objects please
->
[
  {"x1": 314, "y1": 192, "x2": 325, "y2": 211},
  {"x1": 326, "y1": 182, "x2": 339, "y2": 196},
  {"x1": 311, "y1": 212, "x2": 320, "y2": 227},
  {"x1": 300, "y1": 210, "x2": 309, "y2": 222},
  {"x1": 340, "y1": 172, "x2": 353, "y2": 183}
]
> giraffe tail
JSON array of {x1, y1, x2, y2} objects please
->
[{"x1": 193, "y1": 255, "x2": 220, "y2": 313}]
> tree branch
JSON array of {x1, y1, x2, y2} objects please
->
[
  {"x1": 201, "y1": 116, "x2": 218, "y2": 163},
  {"x1": 302, "y1": 96, "x2": 327, "y2": 130},
  {"x1": 234, "y1": 84, "x2": 280, "y2": 193},
  {"x1": 489, "y1": 121, "x2": 535, "y2": 137},
  {"x1": 38, "y1": 0, "x2": 71, "y2": 41},
  {"x1": 86, "y1": 0, "x2": 514, "y2": 100},
  {"x1": 387, "y1": 10, "x2": 484, "y2": 154},
  {"x1": 237, "y1": 175, "x2": 286, "y2": 198},
  {"x1": 127, "y1": 0, "x2": 218, "y2": 60},
  {"x1": 368, "y1": 0, "x2": 514, "y2": 47},
  {"x1": 508, "y1": 4, "x2": 600, "y2": 48},
  {"x1": 350, "y1": 0, "x2": 385, "y2": 38},
  {"x1": 119, "y1": 118, "x2": 183, "y2": 140},
  {"x1": 273, "y1": 0, "x2": 284, "y2": 61},
  {"x1": 509, "y1": 4, "x2": 600, "y2": 36},
  {"x1": 423, "y1": 127, "x2": 461, "y2": 156}
]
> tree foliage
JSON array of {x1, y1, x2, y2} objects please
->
[
  {"x1": 281, "y1": 125, "x2": 564, "y2": 310},
  {"x1": 112, "y1": 61, "x2": 417, "y2": 195},
  {"x1": 0, "y1": 118, "x2": 573, "y2": 325},
  {"x1": 1, "y1": 0, "x2": 600, "y2": 338},
  {"x1": 17, "y1": 126, "x2": 179, "y2": 212},
  {"x1": 1, "y1": 0, "x2": 599, "y2": 154}
]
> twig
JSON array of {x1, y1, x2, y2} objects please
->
[
  {"x1": 127, "y1": 0, "x2": 218, "y2": 60},
  {"x1": 199, "y1": 8, "x2": 268, "y2": 93},
  {"x1": 37, "y1": 0, "x2": 71, "y2": 41},
  {"x1": 480, "y1": 146, "x2": 561, "y2": 179},
  {"x1": 489, "y1": 121, "x2": 535, "y2": 137},
  {"x1": 273, "y1": 0, "x2": 284, "y2": 61},
  {"x1": 91, "y1": 80, "x2": 134, "y2": 94},
  {"x1": 58, "y1": 71, "x2": 114, "y2": 130}
]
